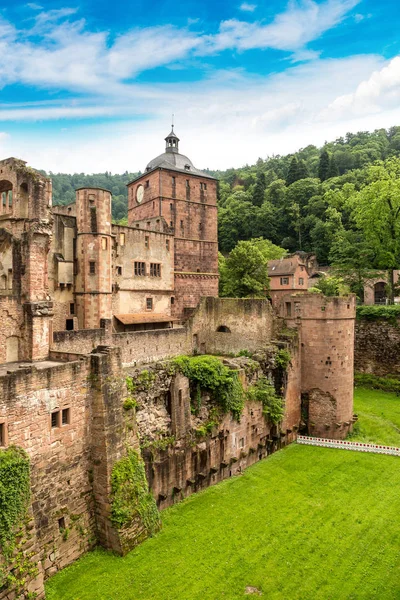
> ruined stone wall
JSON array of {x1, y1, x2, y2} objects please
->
[
  {"x1": 191, "y1": 297, "x2": 277, "y2": 355},
  {"x1": 113, "y1": 327, "x2": 191, "y2": 366},
  {"x1": 354, "y1": 317, "x2": 400, "y2": 375},
  {"x1": 51, "y1": 327, "x2": 107, "y2": 354},
  {"x1": 129, "y1": 350, "x2": 300, "y2": 511},
  {"x1": 0, "y1": 359, "x2": 95, "y2": 597}
]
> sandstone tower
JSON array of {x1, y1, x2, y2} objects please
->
[
  {"x1": 282, "y1": 293, "x2": 355, "y2": 439},
  {"x1": 127, "y1": 128, "x2": 219, "y2": 318},
  {"x1": 75, "y1": 187, "x2": 113, "y2": 329}
]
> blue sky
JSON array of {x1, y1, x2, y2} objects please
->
[{"x1": 0, "y1": 0, "x2": 399, "y2": 173}]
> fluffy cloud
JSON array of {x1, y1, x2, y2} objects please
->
[
  {"x1": 321, "y1": 55, "x2": 400, "y2": 120},
  {"x1": 239, "y1": 3, "x2": 257, "y2": 12}
]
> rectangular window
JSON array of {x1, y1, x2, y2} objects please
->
[
  {"x1": 200, "y1": 182, "x2": 203, "y2": 190},
  {"x1": 172, "y1": 176, "x2": 176, "y2": 185},
  {"x1": 101, "y1": 237, "x2": 108, "y2": 250},
  {"x1": 134, "y1": 262, "x2": 146, "y2": 276},
  {"x1": 204, "y1": 183, "x2": 207, "y2": 190},
  {"x1": 116, "y1": 266, "x2": 122, "y2": 276},
  {"x1": 145, "y1": 180, "x2": 150, "y2": 188},
  {"x1": 166, "y1": 239, "x2": 170, "y2": 251},
  {"x1": 171, "y1": 296, "x2": 175, "y2": 305},
  {"x1": 145, "y1": 236, "x2": 149, "y2": 248},
  {"x1": 70, "y1": 303, "x2": 75, "y2": 315},
  {"x1": 280, "y1": 277, "x2": 289, "y2": 285},
  {"x1": 299, "y1": 277, "x2": 304, "y2": 285},
  {"x1": 51, "y1": 411, "x2": 60, "y2": 428},
  {"x1": 180, "y1": 220, "x2": 184, "y2": 229},
  {"x1": 150, "y1": 263, "x2": 161, "y2": 277},
  {"x1": 2, "y1": 192, "x2": 6, "y2": 206},
  {"x1": 89, "y1": 261, "x2": 96, "y2": 274},
  {"x1": 199, "y1": 223, "x2": 202, "y2": 230},
  {"x1": 170, "y1": 221, "x2": 173, "y2": 227},
  {"x1": 285, "y1": 302, "x2": 292, "y2": 317},
  {"x1": 66, "y1": 319, "x2": 74, "y2": 331},
  {"x1": 146, "y1": 297, "x2": 153, "y2": 310},
  {"x1": 119, "y1": 233, "x2": 125, "y2": 246},
  {"x1": 62, "y1": 408, "x2": 70, "y2": 425},
  {"x1": 8, "y1": 191, "x2": 12, "y2": 207}
]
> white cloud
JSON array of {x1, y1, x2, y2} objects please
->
[
  {"x1": 321, "y1": 55, "x2": 400, "y2": 120},
  {"x1": 26, "y1": 3, "x2": 43, "y2": 10},
  {"x1": 239, "y1": 3, "x2": 257, "y2": 12}
]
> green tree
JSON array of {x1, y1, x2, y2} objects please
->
[
  {"x1": 286, "y1": 157, "x2": 300, "y2": 186},
  {"x1": 221, "y1": 238, "x2": 286, "y2": 297},
  {"x1": 297, "y1": 159, "x2": 309, "y2": 180},
  {"x1": 346, "y1": 157, "x2": 400, "y2": 302},
  {"x1": 318, "y1": 150, "x2": 330, "y2": 181},
  {"x1": 328, "y1": 155, "x2": 339, "y2": 178},
  {"x1": 252, "y1": 172, "x2": 266, "y2": 207}
]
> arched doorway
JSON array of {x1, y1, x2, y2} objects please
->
[{"x1": 374, "y1": 281, "x2": 386, "y2": 305}]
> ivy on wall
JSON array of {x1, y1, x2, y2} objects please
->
[
  {"x1": 110, "y1": 450, "x2": 161, "y2": 534},
  {"x1": 172, "y1": 355, "x2": 245, "y2": 420},
  {"x1": 247, "y1": 377, "x2": 285, "y2": 425},
  {"x1": 0, "y1": 446, "x2": 38, "y2": 596}
]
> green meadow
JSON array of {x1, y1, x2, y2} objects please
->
[{"x1": 46, "y1": 388, "x2": 400, "y2": 600}]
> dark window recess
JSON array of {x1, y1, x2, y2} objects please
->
[
  {"x1": 0, "y1": 423, "x2": 4, "y2": 446},
  {"x1": 58, "y1": 517, "x2": 65, "y2": 531},
  {"x1": 146, "y1": 297, "x2": 153, "y2": 310},
  {"x1": 299, "y1": 278, "x2": 304, "y2": 285},
  {"x1": 165, "y1": 391, "x2": 172, "y2": 416},
  {"x1": 280, "y1": 277, "x2": 289, "y2": 285},
  {"x1": 51, "y1": 411, "x2": 59, "y2": 428},
  {"x1": 70, "y1": 303, "x2": 75, "y2": 315},
  {"x1": 62, "y1": 408, "x2": 70, "y2": 425},
  {"x1": 134, "y1": 262, "x2": 146, "y2": 276},
  {"x1": 116, "y1": 266, "x2": 122, "y2": 276},
  {"x1": 146, "y1": 180, "x2": 150, "y2": 188},
  {"x1": 89, "y1": 261, "x2": 96, "y2": 274},
  {"x1": 90, "y1": 206, "x2": 97, "y2": 232},
  {"x1": 186, "y1": 181, "x2": 190, "y2": 200},
  {"x1": 66, "y1": 319, "x2": 74, "y2": 331},
  {"x1": 285, "y1": 302, "x2": 292, "y2": 317},
  {"x1": 150, "y1": 263, "x2": 161, "y2": 277},
  {"x1": 172, "y1": 177, "x2": 176, "y2": 198},
  {"x1": 171, "y1": 296, "x2": 175, "y2": 305},
  {"x1": 166, "y1": 239, "x2": 170, "y2": 251},
  {"x1": 180, "y1": 220, "x2": 184, "y2": 229}
]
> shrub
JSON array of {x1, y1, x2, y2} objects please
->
[
  {"x1": 247, "y1": 377, "x2": 285, "y2": 425},
  {"x1": 172, "y1": 355, "x2": 245, "y2": 420},
  {"x1": 275, "y1": 349, "x2": 291, "y2": 370},
  {"x1": 354, "y1": 372, "x2": 400, "y2": 393},
  {"x1": 110, "y1": 449, "x2": 160, "y2": 533},
  {"x1": 356, "y1": 305, "x2": 400, "y2": 324}
]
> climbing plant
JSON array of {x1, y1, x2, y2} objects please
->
[
  {"x1": 275, "y1": 349, "x2": 291, "y2": 370},
  {"x1": 110, "y1": 449, "x2": 161, "y2": 534},
  {"x1": 0, "y1": 446, "x2": 37, "y2": 595},
  {"x1": 172, "y1": 355, "x2": 245, "y2": 420},
  {"x1": 247, "y1": 377, "x2": 285, "y2": 425}
]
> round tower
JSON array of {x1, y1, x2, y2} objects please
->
[
  {"x1": 283, "y1": 293, "x2": 355, "y2": 439},
  {"x1": 75, "y1": 187, "x2": 112, "y2": 329}
]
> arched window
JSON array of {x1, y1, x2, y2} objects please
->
[
  {"x1": 0, "y1": 180, "x2": 13, "y2": 214},
  {"x1": 217, "y1": 325, "x2": 231, "y2": 333}
]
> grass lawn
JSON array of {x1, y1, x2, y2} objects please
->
[
  {"x1": 351, "y1": 387, "x2": 400, "y2": 446},
  {"x1": 46, "y1": 420, "x2": 400, "y2": 600}
]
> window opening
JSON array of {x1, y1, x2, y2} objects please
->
[
  {"x1": 146, "y1": 297, "x2": 153, "y2": 310},
  {"x1": 134, "y1": 262, "x2": 146, "y2": 276},
  {"x1": 89, "y1": 261, "x2": 96, "y2": 274}
]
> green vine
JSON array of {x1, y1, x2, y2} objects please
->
[
  {"x1": 110, "y1": 449, "x2": 161, "y2": 534},
  {"x1": 0, "y1": 446, "x2": 38, "y2": 596},
  {"x1": 247, "y1": 377, "x2": 285, "y2": 425},
  {"x1": 172, "y1": 355, "x2": 245, "y2": 420},
  {"x1": 275, "y1": 349, "x2": 291, "y2": 370}
]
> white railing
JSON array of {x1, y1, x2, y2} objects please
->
[{"x1": 297, "y1": 435, "x2": 400, "y2": 456}]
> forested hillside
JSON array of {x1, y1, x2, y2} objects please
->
[{"x1": 47, "y1": 126, "x2": 400, "y2": 264}]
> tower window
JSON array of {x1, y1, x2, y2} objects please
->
[
  {"x1": 150, "y1": 263, "x2": 161, "y2": 277},
  {"x1": 171, "y1": 296, "x2": 175, "y2": 305},
  {"x1": 146, "y1": 180, "x2": 149, "y2": 188},
  {"x1": 62, "y1": 408, "x2": 70, "y2": 425},
  {"x1": 101, "y1": 237, "x2": 108, "y2": 250},
  {"x1": 172, "y1": 176, "x2": 176, "y2": 185},
  {"x1": 70, "y1": 303, "x2": 75, "y2": 315},
  {"x1": 180, "y1": 220, "x2": 184, "y2": 229},
  {"x1": 166, "y1": 239, "x2": 170, "y2": 251},
  {"x1": 89, "y1": 261, "x2": 96, "y2": 274},
  {"x1": 186, "y1": 179, "x2": 190, "y2": 187},
  {"x1": 51, "y1": 411, "x2": 60, "y2": 428},
  {"x1": 146, "y1": 297, "x2": 153, "y2": 310},
  {"x1": 116, "y1": 266, "x2": 122, "y2": 276},
  {"x1": 170, "y1": 221, "x2": 173, "y2": 227},
  {"x1": 119, "y1": 233, "x2": 125, "y2": 246},
  {"x1": 145, "y1": 236, "x2": 149, "y2": 248},
  {"x1": 134, "y1": 262, "x2": 146, "y2": 276}
]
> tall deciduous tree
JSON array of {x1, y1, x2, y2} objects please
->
[
  {"x1": 286, "y1": 157, "x2": 300, "y2": 186},
  {"x1": 221, "y1": 238, "x2": 286, "y2": 297},
  {"x1": 346, "y1": 158, "x2": 400, "y2": 302},
  {"x1": 253, "y1": 171, "x2": 266, "y2": 206}
]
